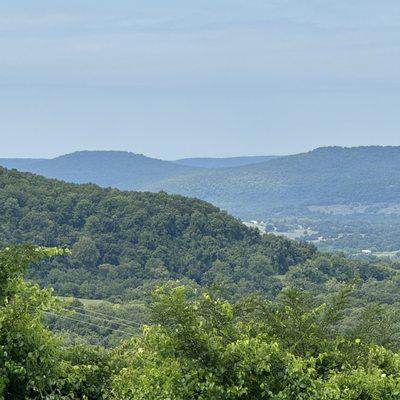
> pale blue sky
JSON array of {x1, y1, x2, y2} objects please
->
[{"x1": 1, "y1": 1, "x2": 400, "y2": 158}]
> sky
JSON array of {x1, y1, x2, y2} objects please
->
[{"x1": 1, "y1": 1, "x2": 400, "y2": 159}]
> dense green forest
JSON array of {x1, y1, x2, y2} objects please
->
[
  {"x1": 2, "y1": 166, "x2": 400, "y2": 348},
  {"x1": 2, "y1": 167, "x2": 400, "y2": 398},
  {"x1": 0, "y1": 166, "x2": 316, "y2": 302},
  {"x1": 2, "y1": 245, "x2": 400, "y2": 399}
]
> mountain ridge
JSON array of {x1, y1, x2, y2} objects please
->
[
  {"x1": 2, "y1": 146, "x2": 400, "y2": 219},
  {"x1": 147, "y1": 145, "x2": 400, "y2": 217},
  {"x1": 0, "y1": 150, "x2": 199, "y2": 190}
]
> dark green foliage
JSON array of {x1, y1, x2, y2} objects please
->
[
  {"x1": 71, "y1": 236, "x2": 100, "y2": 269},
  {"x1": 0, "y1": 166, "x2": 316, "y2": 300},
  {"x1": 5, "y1": 147, "x2": 400, "y2": 256},
  {"x1": 2, "y1": 166, "x2": 400, "y2": 350},
  {"x1": 3, "y1": 166, "x2": 400, "y2": 354}
]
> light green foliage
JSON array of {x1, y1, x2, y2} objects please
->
[
  {"x1": 1, "y1": 246, "x2": 400, "y2": 400},
  {"x1": 350, "y1": 303, "x2": 400, "y2": 350},
  {"x1": 0, "y1": 245, "x2": 111, "y2": 400},
  {"x1": 110, "y1": 285, "x2": 400, "y2": 400},
  {"x1": 326, "y1": 358, "x2": 400, "y2": 399},
  {"x1": 57, "y1": 343, "x2": 113, "y2": 400},
  {"x1": 0, "y1": 245, "x2": 66, "y2": 399},
  {"x1": 111, "y1": 286, "x2": 318, "y2": 399}
]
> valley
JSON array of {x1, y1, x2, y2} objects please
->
[
  {"x1": 3, "y1": 0, "x2": 400, "y2": 396},
  {"x1": 3, "y1": 146, "x2": 399, "y2": 255}
]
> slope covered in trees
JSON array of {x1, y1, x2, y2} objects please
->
[
  {"x1": 0, "y1": 166, "x2": 316, "y2": 301},
  {"x1": 2, "y1": 166, "x2": 400, "y2": 348},
  {"x1": 149, "y1": 146, "x2": 400, "y2": 217},
  {"x1": 0, "y1": 146, "x2": 400, "y2": 219},
  {"x1": 3, "y1": 146, "x2": 400, "y2": 220},
  {"x1": 2, "y1": 168, "x2": 400, "y2": 398}
]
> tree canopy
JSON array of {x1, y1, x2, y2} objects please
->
[{"x1": 2, "y1": 245, "x2": 400, "y2": 400}]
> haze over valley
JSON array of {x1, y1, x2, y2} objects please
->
[{"x1": 3, "y1": 145, "x2": 400, "y2": 256}]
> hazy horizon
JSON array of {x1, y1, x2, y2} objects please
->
[
  {"x1": 0, "y1": 148, "x2": 290, "y2": 160},
  {"x1": 1, "y1": 0, "x2": 400, "y2": 158},
  {"x1": 0, "y1": 150, "x2": 286, "y2": 161},
  {"x1": 3, "y1": 145, "x2": 400, "y2": 162}
]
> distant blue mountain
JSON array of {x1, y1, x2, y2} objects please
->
[
  {"x1": 0, "y1": 158, "x2": 46, "y2": 170},
  {"x1": 150, "y1": 146, "x2": 400, "y2": 217},
  {"x1": 0, "y1": 152, "x2": 277, "y2": 190},
  {"x1": 0, "y1": 151, "x2": 198, "y2": 190},
  {"x1": 3, "y1": 147, "x2": 400, "y2": 220},
  {"x1": 174, "y1": 155, "x2": 279, "y2": 168}
]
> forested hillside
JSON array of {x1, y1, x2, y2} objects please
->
[
  {"x1": 2, "y1": 169, "x2": 400, "y2": 398},
  {"x1": 0, "y1": 166, "x2": 316, "y2": 301},
  {"x1": 3, "y1": 147, "x2": 400, "y2": 220},
  {"x1": 0, "y1": 151, "x2": 198, "y2": 190},
  {"x1": 150, "y1": 146, "x2": 400, "y2": 217},
  {"x1": 2, "y1": 166, "x2": 400, "y2": 348}
]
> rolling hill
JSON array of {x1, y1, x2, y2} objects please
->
[
  {"x1": 0, "y1": 152, "x2": 278, "y2": 189},
  {"x1": 2, "y1": 164, "x2": 400, "y2": 350},
  {"x1": 2, "y1": 146, "x2": 400, "y2": 219},
  {"x1": 0, "y1": 166, "x2": 316, "y2": 300},
  {"x1": 0, "y1": 151, "x2": 198, "y2": 190},
  {"x1": 150, "y1": 146, "x2": 400, "y2": 218}
]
